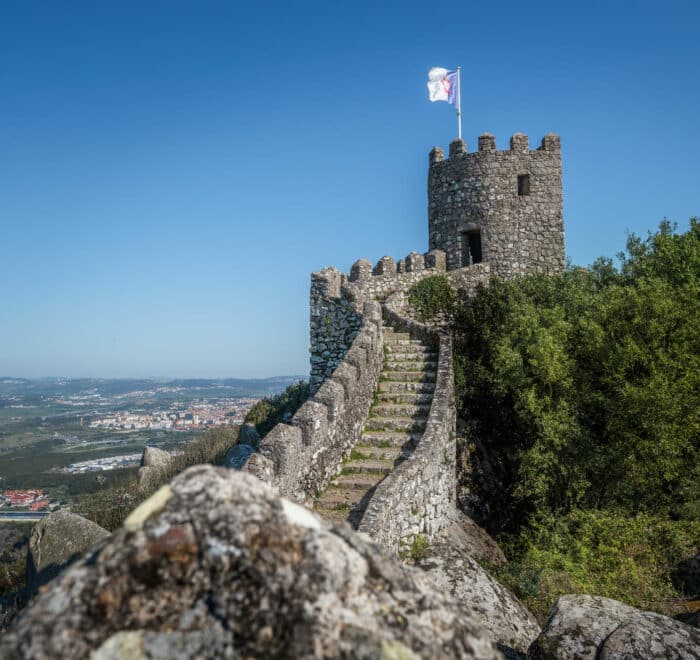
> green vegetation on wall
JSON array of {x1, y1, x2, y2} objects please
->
[
  {"x1": 407, "y1": 275, "x2": 456, "y2": 322},
  {"x1": 244, "y1": 380, "x2": 310, "y2": 439}
]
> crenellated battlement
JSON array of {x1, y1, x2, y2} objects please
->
[{"x1": 430, "y1": 132, "x2": 561, "y2": 164}]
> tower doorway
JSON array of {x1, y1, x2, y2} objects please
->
[{"x1": 461, "y1": 231, "x2": 482, "y2": 267}]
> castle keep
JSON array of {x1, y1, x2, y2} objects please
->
[
  {"x1": 429, "y1": 133, "x2": 564, "y2": 275},
  {"x1": 246, "y1": 133, "x2": 565, "y2": 558}
]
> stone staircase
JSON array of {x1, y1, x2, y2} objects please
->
[{"x1": 313, "y1": 324, "x2": 437, "y2": 527}]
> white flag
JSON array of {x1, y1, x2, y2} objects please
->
[{"x1": 427, "y1": 67, "x2": 458, "y2": 107}]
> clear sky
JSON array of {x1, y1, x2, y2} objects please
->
[{"x1": 1, "y1": 0, "x2": 698, "y2": 379}]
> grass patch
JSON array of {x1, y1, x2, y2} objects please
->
[
  {"x1": 400, "y1": 534, "x2": 430, "y2": 562},
  {"x1": 493, "y1": 509, "x2": 700, "y2": 622}
]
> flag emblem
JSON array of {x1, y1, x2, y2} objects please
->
[{"x1": 427, "y1": 67, "x2": 458, "y2": 107}]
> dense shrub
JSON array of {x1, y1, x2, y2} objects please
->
[
  {"x1": 244, "y1": 380, "x2": 309, "y2": 438},
  {"x1": 455, "y1": 220, "x2": 699, "y2": 529},
  {"x1": 407, "y1": 275, "x2": 456, "y2": 322},
  {"x1": 455, "y1": 220, "x2": 700, "y2": 616}
]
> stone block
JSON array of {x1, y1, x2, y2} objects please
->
[
  {"x1": 405, "y1": 252, "x2": 425, "y2": 272},
  {"x1": 314, "y1": 378, "x2": 345, "y2": 421},
  {"x1": 292, "y1": 400, "x2": 330, "y2": 448},
  {"x1": 331, "y1": 361, "x2": 358, "y2": 400},
  {"x1": 373, "y1": 255, "x2": 396, "y2": 276},
  {"x1": 425, "y1": 249, "x2": 446, "y2": 271},
  {"x1": 510, "y1": 132, "x2": 529, "y2": 153},
  {"x1": 429, "y1": 146, "x2": 444, "y2": 164},
  {"x1": 349, "y1": 259, "x2": 372, "y2": 282},
  {"x1": 449, "y1": 138, "x2": 466, "y2": 158},
  {"x1": 478, "y1": 133, "x2": 496, "y2": 152},
  {"x1": 258, "y1": 423, "x2": 303, "y2": 483}
]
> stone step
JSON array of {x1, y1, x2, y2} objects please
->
[
  {"x1": 364, "y1": 416, "x2": 428, "y2": 433},
  {"x1": 315, "y1": 507, "x2": 353, "y2": 525},
  {"x1": 378, "y1": 392, "x2": 433, "y2": 405},
  {"x1": 328, "y1": 472, "x2": 385, "y2": 491},
  {"x1": 383, "y1": 348, "x2": 437, "y2": 360},
  {"x1": 360, "y1": 431, "x2": 422, "y2": 448},
  {"x1": 352, "y1": 445, "x2": 406, "y2": 461},
  {"x1": 383, "y1": 331, "x2": 411, "y2": 341},
  {"x1": 383, "y1": 338, "x2": 426, "y2": 348},
  {"x1": 378, "y1": 380, "x2": 436, "y2": 394},
  {"x1": 314, "y1": 486, "x2": 371, "y2": 510},
  {"x1": 384, "y1": 360, "x2": 438, "y2": 372},
  {"x1": 371, "y1": 402, "x2": 431, "y2": 418},
  {"x1": 381, "y1": 371, "x2": 437, "y2": 383},
  {"x1": 341, "y1": 459, "x2": 394, "y2": 475}
]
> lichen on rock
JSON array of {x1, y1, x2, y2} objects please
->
[{"x1": 1, "y1": 467, "x2": 502, "y2": 659}]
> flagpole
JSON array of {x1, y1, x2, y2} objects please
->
[{"x1": 456, "y1": 66, "x2": 462, "y2": 140}]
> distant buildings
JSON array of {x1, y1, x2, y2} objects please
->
[
  {"x1": 87, "y1": 398, "x2": 257, "y2": 431},
  {"x1": 1, "y1": 489, "x2": 48, "y2": 508}
]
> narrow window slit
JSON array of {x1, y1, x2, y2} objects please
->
[{"x1": 518, "y1": 174, "x2": 530, "y2": 196}]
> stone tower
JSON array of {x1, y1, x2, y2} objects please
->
[{"x1": 428, "y1": 133, "x2": 565, "y2": 277}]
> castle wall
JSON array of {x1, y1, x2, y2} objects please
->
[
  {"x1": 429, "y1": 133, "x2": 565, "y2": 276},
  {"x1": 358, "y1": 293, "x2": 456, "y2": 555},
  {"x1": 246, "y1": 301, "x2": 384, "y2": 504}
]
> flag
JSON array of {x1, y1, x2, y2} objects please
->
[{"x1": 427, "y1": 67, "x2": 458, "y2": 108}]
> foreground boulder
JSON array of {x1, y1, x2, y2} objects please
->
[
  {"x1": 1, "y1": 467, "x2": 501, "y2": 659},
  {"x1": 26, "y1": 510, "x2": 109, "y2": 598},
  {"x1": 529, "y1": 594, "x2": 700, "y2": 659},
  {"x1": 417, "y1": 508, "x2": 540, "y2": 655}
]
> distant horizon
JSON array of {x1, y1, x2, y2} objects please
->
[{"x1": 0, "y1": 374, "x2": 307, "y2": 382}]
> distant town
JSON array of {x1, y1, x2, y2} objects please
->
[
  {"x1": 0, "y1": 377, "x2": 300, "y2": 514},
  {"x1": 87, "y1": 397, "x2": 258, "y2": 431}
]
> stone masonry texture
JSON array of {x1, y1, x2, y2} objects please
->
[{"x1": 428, "y1": 133, "x2": 565, "y2": 275}]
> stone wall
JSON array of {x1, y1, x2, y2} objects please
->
[
  {"x1": 358, "y1": 293, "x2": 456, "y2": 556},
  {"x1": 429, "y1": 133, "x2": 565, "y2": 276},
  {"x1": 246, "y1": 301, "x2": 383, "y2": 505},
  {"x1": 309, "y1": 250, "x2": 491, "y2": 390}
]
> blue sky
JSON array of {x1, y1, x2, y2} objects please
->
[{"x1": 1, "y1": 0, "x2": 698, "y2": 379}]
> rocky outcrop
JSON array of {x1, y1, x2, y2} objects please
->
[
  {"x1": 441, "y1": 505, "x2": 506, "y2": 567},
  {"x1": 137, "y1": 446, "x2": 172, "y2": 491},
  {"x1": 529, "y1": 594, "x2": 700, "y2": 659},
  {"x1": 416, "y1": 507, "x2": 539, "y2": 655},
  {"x1": 25, "y1": 510, "x2": 109, "y2": 597},
  {"x1": 1, "y1": 467, "x2": 502, "y2": 659}
]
